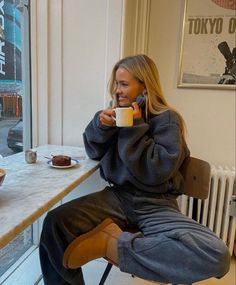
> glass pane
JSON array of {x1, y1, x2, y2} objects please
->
[
  {"x1": 0, "y1": 0, "x2": 32, "y2": 277},
  {"x1": 0, "y1": 0, "x2": 29, "y2": 157},
  {"x1": 0, "y1": 226, "x2": 32, "y2": 276}
]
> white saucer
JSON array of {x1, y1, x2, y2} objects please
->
[{"x1": 47, "y1": 159, "x2": 79, "y2": 169}]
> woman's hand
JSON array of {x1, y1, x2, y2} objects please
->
[
  {"x1": 99, "y1": 108, "x2": 115, "y2": 127},
  {"x1": 100, "y1": 103, "x2": 142, "y2": 127},
  {"x1": 132, "y1": 102, "x2": 142, "y2": 119}
]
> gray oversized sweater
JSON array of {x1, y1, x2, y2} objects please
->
[{"x1": 83, "y1": 110, "x2": 190, "y2": 194}]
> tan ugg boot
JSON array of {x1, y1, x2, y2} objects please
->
[{"x1": 63, "y1": 218, "x2": 122, "y2": 269}]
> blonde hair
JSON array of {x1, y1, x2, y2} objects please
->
[{"x1": 109, "y1": 54, "x2": 187, "y2": 139}]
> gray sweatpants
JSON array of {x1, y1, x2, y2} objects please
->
[{"x1": 39, "y1": 186, "x2": 230, "y2": 285}]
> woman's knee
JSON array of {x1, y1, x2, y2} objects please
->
[
  {"x1": 191, "y1": 231, "x2": 230, "y2": 278},
  {"x1": 213, "y1": 241, "x2": 231, "y2": 278},
  {"x1": 198, "y1": 232, "x2": 231, "y2": 277},
  {"x1": 171, "y1": 229, "x2": 231, "y2": 278}
]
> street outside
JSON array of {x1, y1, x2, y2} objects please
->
[{"x1": 0, "y1": 118, "x2": 19, "y2": 157}]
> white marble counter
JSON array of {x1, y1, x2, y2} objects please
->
[{"x1": 0, "y1": 145, "x2": 99, "y2": 248}]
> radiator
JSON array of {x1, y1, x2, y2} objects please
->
[{"x1": 178, "y1": 165, "x2": 236, "y2": 255}]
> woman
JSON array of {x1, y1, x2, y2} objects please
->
[{"x1": 39, "y1": 55, "x2": 230, "y2": 285}]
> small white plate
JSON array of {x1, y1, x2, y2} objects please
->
[{"x1": 47, "y1": 159, "x2": 79, "y2": 169}]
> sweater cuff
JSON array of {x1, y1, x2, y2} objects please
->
[{"x1": 133, "y1": 118, "x2": 145, "y2": 125}]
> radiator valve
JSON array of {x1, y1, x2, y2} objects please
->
[{"x1": 229, "y1": 195, "x2": 236, "y2": 217}]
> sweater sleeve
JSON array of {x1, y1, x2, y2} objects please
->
[
  {"x1": 117, "y1": 110, "x2": 186, "y2": 185},
  {"x1": 83, "y1": 111, "x2": 118, "y2": 160}
]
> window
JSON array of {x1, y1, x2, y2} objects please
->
[
  {"x1": 0, "y1": 0, "x2": 31, "y2": 157},
  {"x1": 0, "y1": 0, "x2": 32, "y2": 279}
]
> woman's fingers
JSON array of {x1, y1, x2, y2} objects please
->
[
  {"x1": 132, "y1": 102, "x2": 142, "y2": 119},
  {"x1": 100, "y1": 109, "x2": 115, "y2": 126}
]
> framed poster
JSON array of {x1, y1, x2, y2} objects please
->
[{"x1": 178, "y1": 0, "x2": 236, "y2": 89}]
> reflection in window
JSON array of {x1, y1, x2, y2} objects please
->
[{"x1": 0, "y1": 0, "x2": 26, "y2": 157}]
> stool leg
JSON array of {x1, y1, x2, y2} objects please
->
[{"x1": 98, "y1": 263, "x2": 113, "y2": 285}]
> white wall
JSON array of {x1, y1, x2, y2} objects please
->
[
  {"x1": 31, "y1": 0, "x2": 123, "y2": 147},
  {"x1": 147, "y1": 0, "x2": 235, "y2": 167}
]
